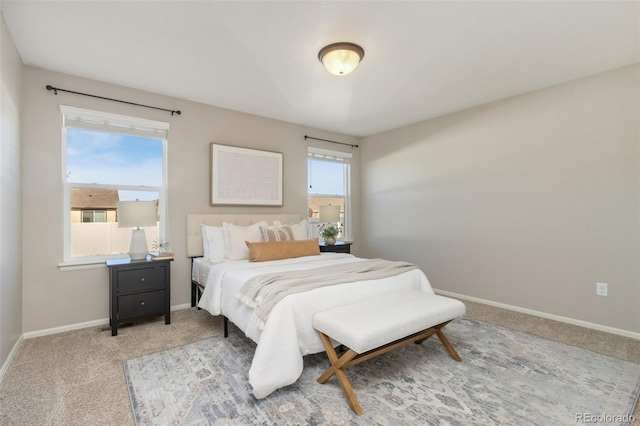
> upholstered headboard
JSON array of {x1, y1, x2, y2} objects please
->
[{"x1": 186, "y1": 213, "x2": 302, "y2": 258}]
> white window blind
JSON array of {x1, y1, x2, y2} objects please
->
[
  {"x1": 61, "y1": 105, "x2": 170, "y2": 139},
  {"x1": 308, "y1": 147, "x2": 352, "y2": 164}
]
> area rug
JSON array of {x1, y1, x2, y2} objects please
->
[{"x1": 124, "y1": 317, "x2": 640, "y2": 425}]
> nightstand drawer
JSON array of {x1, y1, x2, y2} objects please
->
[
  {"x1": 117, "y1": 266, "x2": 166, "y2": 293},
  {"x1": 319, "y1": 242, "x2": 352, "y2": 254},
  {"x1": 118, "y1": 290, "x2": 166, "y2": 320}
]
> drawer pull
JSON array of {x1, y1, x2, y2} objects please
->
[
  {"x1": 140, "y1": 301, "x2": 145, "y2": 306},
  {"x1": 140, "y1": 277, "x2": 145, "y2": 282}
]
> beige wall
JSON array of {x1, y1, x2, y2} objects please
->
[
  {"x1": 21, "y1": 66, "x2": 360, "y2": 333},
  {"x1": 0, "y1": 13, "x2": 23, "y2": 366},
  {"x1": 361, "y1": 65, "x2": 640, "y2": 333}
]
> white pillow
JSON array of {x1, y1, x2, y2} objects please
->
[
  {"x1": 273, "y1": 219, "x2": 309, "y2": 241},
  {"x1": 200, "y1": 224, "x2": 211, "y2": 260},
  {"x1": 202, "y1": 225, "x2": 225, "y2": 263},
  {"x1": 288, "y1": 219, "x2": 309, "y2": 240},
  {"x1": 223, "y1": 222, "x2": 267, "y2": 260}
]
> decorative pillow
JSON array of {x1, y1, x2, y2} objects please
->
[
  {"x1": 223, "y1": 222, "x2": 267, "y2": 260},
  {"x1": 275, "y1": 219, "x2": 308, "y2": 240},
  {"x1": 260, "y1": 226, "x2": 294, "y2": 242},
  {"x1": 246, "y1": 239, "x2": 320, "y2": 262},
  {"x1": 202, "y1": 225, "x2": 225, "y2": 263}
]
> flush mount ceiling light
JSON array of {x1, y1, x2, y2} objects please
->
[{"x1": 318, "y1": 42, "x2": 365, "y2": 76}]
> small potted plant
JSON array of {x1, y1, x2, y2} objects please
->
[{"x1": 320, "y1": 224, "x2": 340, "y2": 245}]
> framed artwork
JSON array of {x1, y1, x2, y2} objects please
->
[{"x1": 210, "y1": 144, "x2": 283, "y2": 206}]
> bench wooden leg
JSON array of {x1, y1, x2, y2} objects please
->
[
  {"x1": 316, "y1": 320, "x2": 461, "y2": 416},
  {"x1": 317, "y1": 332, "x2": 363, "y2": 415},
  {"x1": 414, "y1": 320, "x2": 461, "y2": 362}
]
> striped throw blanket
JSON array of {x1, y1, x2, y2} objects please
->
[{"x1": 236, "y1": 258, "x2": 418, "y2": 329}]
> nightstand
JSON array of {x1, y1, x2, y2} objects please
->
[
  {"x1": 319, "y1": 241, "x2": 352, "y2": 254},
  {"x1": 106, "y1": 258, "x2": 172, "y2": 336}
]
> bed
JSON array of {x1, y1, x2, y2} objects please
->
[
  {"x1": 187, "y1": 213, "x2": 303, "y2": 309},
  {"x1": 186, "y1": 213, "x2": 436, "y2": 399}
]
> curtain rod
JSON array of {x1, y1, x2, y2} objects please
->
[
  {"x1": 304, "y1": 135, "x2": 358, "y2": 148},
  {"x1": 46, "y1": 85, "x2": 182, "y2": 116}
]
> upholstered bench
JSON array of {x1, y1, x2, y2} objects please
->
[{"x1": 312, "y1": 290, "x2": 466, "y2": 415}]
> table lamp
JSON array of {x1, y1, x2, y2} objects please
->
[
  {"x1": 319, "y1": 204, "x2": 340, "y2": 224},
  {"x1": 117, "y1": 200, "x2": 157, "y2": 260}
]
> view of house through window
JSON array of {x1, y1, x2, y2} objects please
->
[
  {"x1": 62, "y1": 107, "x2": 168, "y2": 261},
  {"x1": 308, "y1": 147, "x2": 351, "y2": 240},
  {"x1": 81, "y1": 209, "x2": 107, "y2": 223}
]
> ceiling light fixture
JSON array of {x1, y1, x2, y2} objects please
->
[{"x1": 318, "y1": 42, "x2": 365, "y2": 76}]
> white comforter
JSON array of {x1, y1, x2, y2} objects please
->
[{"x1": 197, "y1": 253, "x2": 434, "y2": 399}]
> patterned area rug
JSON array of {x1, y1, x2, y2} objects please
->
[{"x1": 124, "y1": 318, "x2": 640, "y2": 425}]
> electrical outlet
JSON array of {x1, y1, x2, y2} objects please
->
[{"x1": 596, "y1": 282, "x2": 608, "y2": 297}]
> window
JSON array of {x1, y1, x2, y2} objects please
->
[
  {"x1": 82, "y1": 210, "x2": 107, "y2": 223},
  {"x1": 308, "y1": 147, "x2": 352, "y2": 240},
  {"x1": 61, "y1": 106, "x2": 169, "y2": 263}
]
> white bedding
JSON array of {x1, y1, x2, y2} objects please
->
[
  {"x1": 196, "y1": 253, "x2": 434, "y2": 399},
  {"x1": 191, "y1": 257, "x2": 213, "y2": 286}
]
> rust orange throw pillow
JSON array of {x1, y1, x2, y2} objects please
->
[{"x1": 246, "y1": 239, "x2": 320, "y2": 262}]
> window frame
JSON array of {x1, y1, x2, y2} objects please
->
[
  {"x1": 307, "y1": 147, "x2": 352, "y2": 241},
  {"x1": 60, "y1": 106, "x2": 169, "y2": 266}
]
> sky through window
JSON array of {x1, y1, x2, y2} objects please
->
[{"x1": 66, "y1": 129, "x2": 163, "y2": 201}]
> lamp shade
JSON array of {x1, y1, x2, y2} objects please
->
[
  {"x1": 318, "y1": 42, "x2": 364, "y2": 76},
  {"x1": 117, "y1": 200, "x2": 157, "y2": 228},
  {"x1": 319, "y1": 204, "x2": 340, "y2": 223}
]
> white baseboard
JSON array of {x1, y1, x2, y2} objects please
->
[
  {"x1": 23, "y1": 318, "x2": 110, "y2": 339},
  {"x1": 23, "y1": 303, "x2": 193, "y2": 340},
  {"x1": 171, "y1": 303, "x2": 192, "y2": 311},
  {"x1": 435, "y1": 289, "x2": 640, "y2": 340},
  {"x1": 0, "y1": 334, "x2": 24, "y2": 383}
]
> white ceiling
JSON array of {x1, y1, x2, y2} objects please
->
[{"x1": 2, "y1": 1, "x2": 638, "y2": 137}]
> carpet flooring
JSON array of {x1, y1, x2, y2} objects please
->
[
  {"x1": 124, "y1": 317, "x2": 640, "y2": 425},
  {"x1": 1, "y1": 301, "x2": 639, "y2": 425}
]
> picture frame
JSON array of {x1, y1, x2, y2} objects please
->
[{"x1": 210, "y1": 143, "x2": 283, "y2": 206}]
